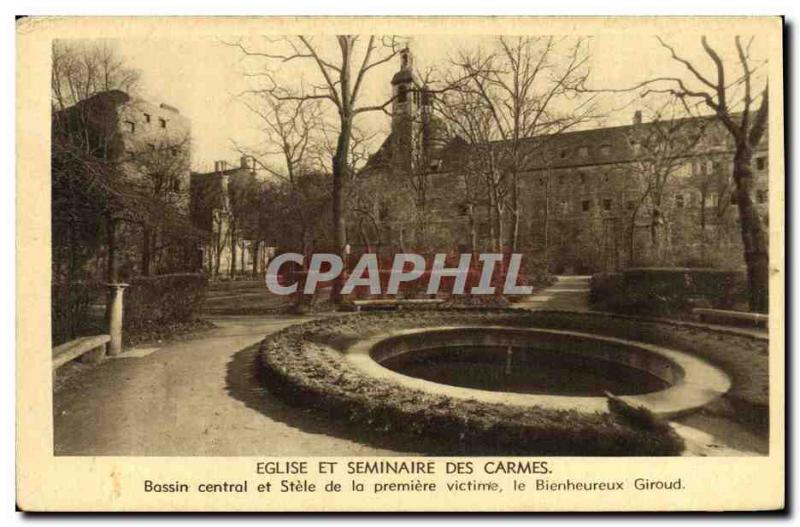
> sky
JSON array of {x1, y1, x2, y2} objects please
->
[{"x1": 110, "y1": 31, "x2": 768, "y2": 173}]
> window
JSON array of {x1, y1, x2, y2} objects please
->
[
  {"x1": 429, "y1": 159, "x2": 442, "y2": 172},
  {"x1": 147, "y1": 143, "x2": 156, "y2": 152},
  {"x1": 626, "y1": 200, "x2": 635, "y2": 210},
  {"x1": 144, "y1": 113, "x2": 151, "y2": 123},
  {"x1": 579, "y1": 173, "x2": 586, "y2": 185},
  {"x1": 578, "y1": 146, "x2": 589, "y2": 158},
  {"x1": 172, "y1": 178, "x2": 181, "y2": 192},
  {"x1": 159, "y1": 117, "x2": 167, "y2": 128},
  {"x1": 397, "y1": 85, "x2": 407, "y2": 103},
  {"x1": 631, "y1": 141, "x2": 641, "y2": 155},
  {"x1": 602, "y1": 198, "x2": 612, "y2": 211},
  {"x1": 558, "y1": 175, "x2": 565, "y2": 185},
  {"x1": 756, "y1": 156, "x2": 766, "y2": 170},
  {"x1": 560, "y1": 200, "x2": 569, "y2": 215},
  {"x1": 756, "y1": 189, "x2": 767, "y2": 204},
  {"x1": 599, "y1": 144, "x2": 611, "y2": 156},
  {"x1": 559, "y1": 149, "x2": 568, "y2": 159},
  {"x1": 675, "y1": 194, "x2": 685, "y2": 208},
  {"x1": 581, "y1": 200, "x2": 591, "y2": 212},
  {"x1": 124, "y1": 120, "x2": 135, "y2": 133},
  {"x1": 730, "y1": 193, "x2": 737, "y2": 205},
  {"x1": 712, "y1": 161, "x2": 722, "y2": 174}
]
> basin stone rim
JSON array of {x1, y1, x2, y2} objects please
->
[{"x1": 344, "y1": 325, "x2": 732, "y2": 417}]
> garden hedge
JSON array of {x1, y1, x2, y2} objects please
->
[
  {"x1": 259, "y1": 309, "x2": 767, "y2": 456},
  {"x1": 124, "y1": 273, "x2": 208, "y2": 330},
  {"x1": 590, "y1": 267, "x2": 746, "y2": 316}
]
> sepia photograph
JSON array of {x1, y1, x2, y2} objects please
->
[{"x1": 16, "y1": 15, "x2": 785, "y2": 511}]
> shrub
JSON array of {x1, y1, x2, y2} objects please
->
[
  {"x1": 589, "y1": 273, "x2": 624, "y2": 307},
  {"x1": 591, "y1": 268, "x2": 743, "y2": 316},
  {"x1": 51, "y1": 281, "x2": 105, "y2": 345},
  {"x1": 124, "y1": 273, "x2": 208, "y2": 330}
]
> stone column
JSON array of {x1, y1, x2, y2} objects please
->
[{"x1": 106, "y1": 283, "x2": 129, "y2": 356}]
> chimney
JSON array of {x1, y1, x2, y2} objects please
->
[{"x1": 633, "y1": 110, "x2": 642, "y2": 126}]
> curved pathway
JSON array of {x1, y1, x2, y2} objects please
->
[
  {"x1": 54, "y1": 278, "x2": 766, "y2": 457},
  {"x1": 54, "y1": 315, "x2": 409, "y2": 456},
  {"x1": 515, "y1": 275, "x2": 591, "y2": 311}
]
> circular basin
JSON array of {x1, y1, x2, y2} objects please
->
[{"x1": 345, "y1": 326, "x2": 731, "y2": 417}]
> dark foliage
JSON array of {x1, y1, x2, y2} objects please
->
[{"x1": 124, "y1": 273, "x2": 208, "y2": 330}]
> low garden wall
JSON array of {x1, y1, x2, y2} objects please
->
[{"x1": 259, "y1": 309, "x2": 767, "y2": 455}]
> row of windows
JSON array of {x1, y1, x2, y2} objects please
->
[
  {"x1": 145, "y1": 143, "x2": 181, "y2": 157},
  {"x1": 557, "y1": 143, "x2": 613, "y2": 160},
  {"x1": 124, "y1": 113, "x2": 168, "y2": 134},
  {"x1": 536, "y1": 155, "x2": 767, "y2": 188},
  {"x1": 553, "y1": 189, "x2": 768, "y2": 216},
  {"x1": 539, "y1": 173, "x2": 614, "y2": 186}
]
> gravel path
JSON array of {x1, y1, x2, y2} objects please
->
[{"x1": 53, "y1": 315, "x2": 408, "y2": 456}]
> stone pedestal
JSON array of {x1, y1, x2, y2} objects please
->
[{"x1": 106, "y1": 283, "x2": 129, "y2": 356}]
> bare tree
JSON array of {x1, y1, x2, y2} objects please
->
[
  {"x1": 51, "y1": 41, "x2": 144, "y2": 286},
  {"x1": 52, "y1": 40, "x2": 140, "y2": 111},
  {"x1": 449, "y1": 37, "x2": 597, "y2": 251},
  {"x1": 127, "y1": 133, "x2": 193, "y2": 275},
  {"x1": 228, "y1": 35, "x2": 405, "y2": 302},
  {"x1": 622, "y1": 101, "x2": 708, "y2": 264},
  {"x1": 235, "y1": 93, "x2": 324, "y2": 260},
  {"x1": 630, "y1": 36, "x2": 769, "y2": 312}
]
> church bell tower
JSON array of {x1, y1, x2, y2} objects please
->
[{"x1": 390, "y1": 46, "x2": 419, "y2": 172}]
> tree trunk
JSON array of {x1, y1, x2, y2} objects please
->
[
  {"x1": 543, "y1": 177, "x2": 550, "y2": 267},
  {"x1": 230, "y1": 223, "x2": 237, "y2": 280},
  {"x1": 467, "y1": 203, "x2": 477, "y2": 253},
  {"x1": 510, "y1": 173, "x2": 520, "y2": 251},
  {"x1": 733, "y1": 144, "x2": 769, "y2": 313},
  {"x1": 330, "y1": 117, "x2": 352, "y2": 304},
  {"x1": 699, "y1": 188, "x2": 707, "y2": 265},
  {"x1": 106, "y1": 214, "x2": 118, "y2": 283},
  {"x1": 141, "y1": 226, "x2": 151, "y2": 276}
]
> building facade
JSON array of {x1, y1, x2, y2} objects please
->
[
  {"x1": 361, "y1": 51, "x2": 769, "y2": 274},
  {"x1": 190, "y1": 157, "x2": 268, "y2": 278}
]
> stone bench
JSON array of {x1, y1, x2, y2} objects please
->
[
  {"x1": 351, "y1": 299, "x2": 445, "y2": 312},
  {"x1": 693, "y1": 308, "x2": 768, "y2": 329},
  {"x1": 52, "y1": 334, "x2": 110, "y2": 370}
]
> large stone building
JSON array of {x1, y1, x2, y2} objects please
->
[
  {"x1": 190, "y1": 157, "x2": 268, "y2": 278},
  {"x1": 361, "y1": 50, "x2": 769, "y2": 274},
  {"x1": 52, "y1": 89, "x2": 193, "y2": 278}
]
